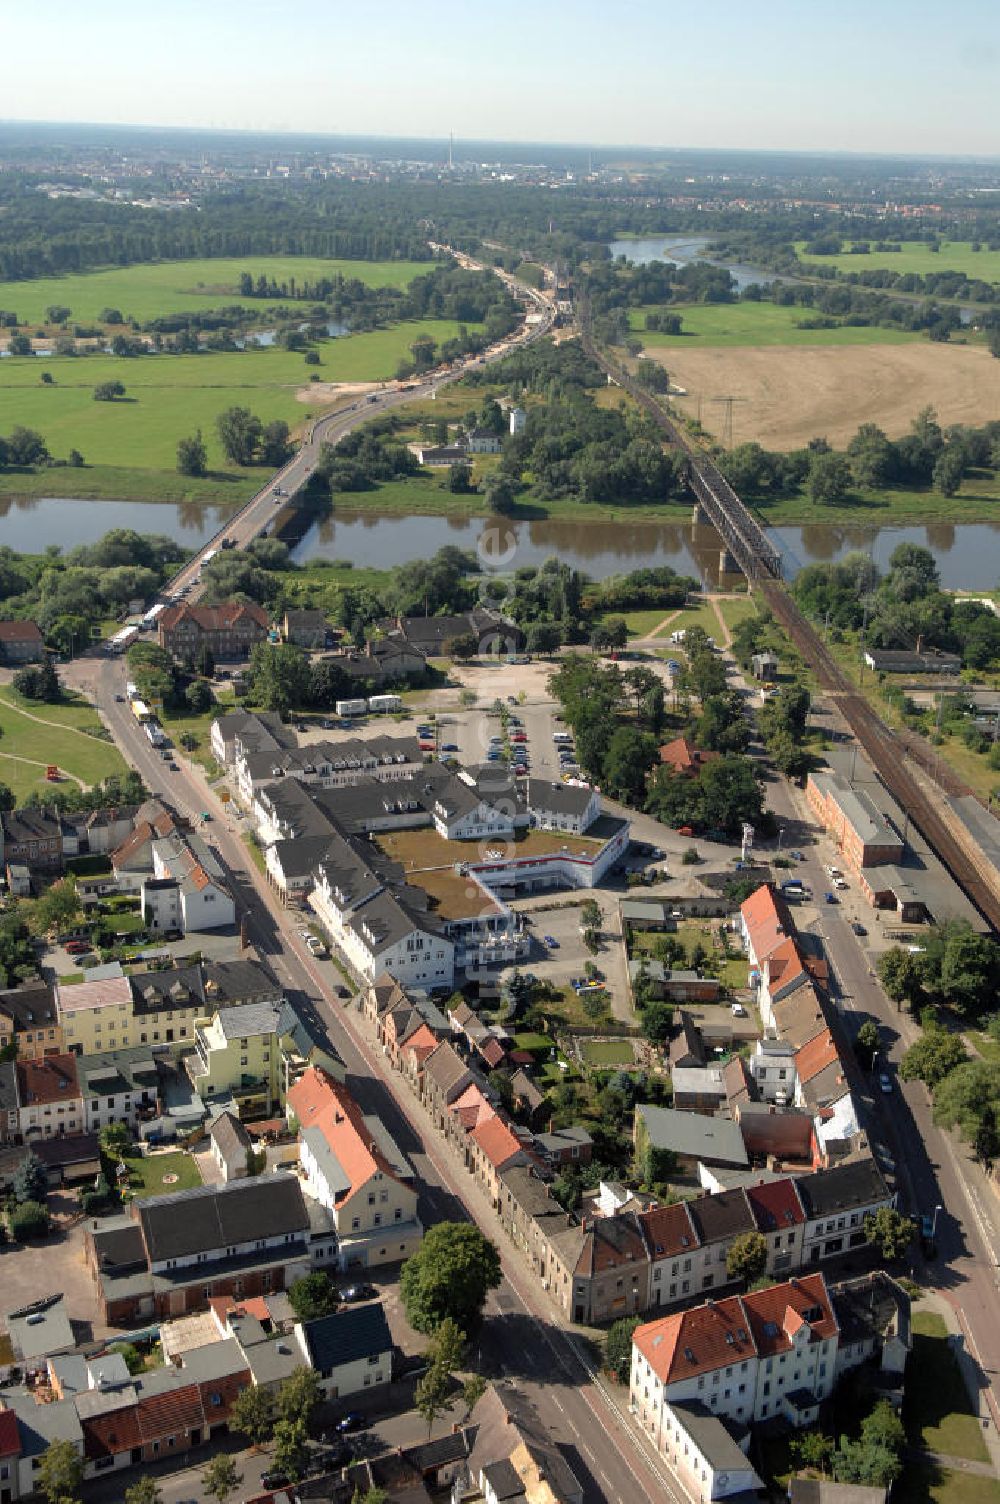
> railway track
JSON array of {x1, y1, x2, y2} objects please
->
[
  {"x1": 579, "y1": 298, "x2": 1000, "y2": 930},
  {"x1": 760, "y1": 579, "x2": 1000, "y2": 932}
]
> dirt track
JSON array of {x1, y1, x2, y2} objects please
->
[{"x1": 656, "y1": 342, "x2": 1000, "y2": 451}]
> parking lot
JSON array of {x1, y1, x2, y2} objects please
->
[
  {"x1": 506, "y1": 892, "x2": 633, "y2": 1022},
  {"x1": 0, "y1": 1202, "x2": 107, "y2": 1340},
  {"x1": 435, "y1": 701, "x2": 568, "y2": 781}
]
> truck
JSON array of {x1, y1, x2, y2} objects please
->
[
  {"x1": 202, "y1": 547, "x2": 218, "y2": 567},
  {"x1": 125, "y1": 681, "x2": 140, "y2": 702},
  {"x1": 368, "y1": 694, "x2": 402, "y2": 714},
  {"x1": 145, "y1": 722, "x2": 167, "y2": 748},
  {"x1": 132, "y1": 699, "x2": 152, "y2": 724},
  {"x1": 141, "y1": 602, "x2": 165, "y2": 632},
  {"x1": 335, "y1": 698, "x2": 368, "y2": 718},
  {"x1": 106, "y1": 625, "x2": 138, "y2": 656}
]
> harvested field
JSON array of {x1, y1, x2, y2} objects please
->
[{"x1": 649, "y1": 342, "x2": 1000, "y2": 452}]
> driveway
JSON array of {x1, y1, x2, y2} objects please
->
[{"x1": 0, "y1": 1210, "x2": 106, "y2": 1341}]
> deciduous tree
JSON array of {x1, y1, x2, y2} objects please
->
[{"x1": 400, "y1": 1223, "x2": 502, "y2": 1335}]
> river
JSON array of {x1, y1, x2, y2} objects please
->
[
  {"x1": 608, "y1": 235, "x2": 775, "y2": 292},
  {"x1": 5, "y1": 493, "x2": 998, "y2": 590}
]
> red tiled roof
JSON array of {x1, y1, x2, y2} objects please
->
[
  {"x1": 634, "y1": 1294, "x2": 751, "y2": 1384},
  {"x1": 450, "y1": 1082, "x2": 495, "y2": 1130},
  {"x1": 745, "y1": 1177, "x2": 805, "y2": 1233},
  {"x1": 658, "y1": 737, "x2": 718, "y2": 775},
  {"x1": 479, "y1": 1038, "x2": 507, "y2": 1069},
  {"x1": 741, "y1": 884, "x2": 793, "y2": 965},
  {"x1": 136, "y1": 1383, "x2": 205, "y2": 1442},
  {"x1": 741, "y1": 1272, "x2": 837, "y2": 1356},
  {"x1": 0, "y1": 1410, "x2": 20, "y2": 1459},
  {"x1": 766, "y1": 936, "x2": 808, "y2": 993},
  {"x1": 0, "y1": 620, "x2": 43, "y2": 643},
  {"x1": 794, "y1": 1030, "x2": 840, "y2": 1085},
  {"x1": 16, "y1": 1052, "x2": 79, "y2": 1106},
  {"x1": 469, "y1": 1114, "x2": 525, "y2": 1170},
  {"x1": 160, "y1": 601, "x2": 268, "y2": 633},
  {"x1": 82, "y1": 1403, "x2": 142, "y2": 1460},
  {"x1": 400, "y1": 1022, "x2": 439, "y2": 1061},
  {"x1": 638, "y1": 1202, "x2": 699, "y2": 1260},
  {"x1": 287, "y1": 1066, "x2": 403, "y2": 1199}
]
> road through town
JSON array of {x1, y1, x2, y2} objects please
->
[{"x1": 76, "y1": 652, "x2": 684, "y2": 1504}]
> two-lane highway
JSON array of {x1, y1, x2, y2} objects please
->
[{"x1": 163, "y1": 248, "x2": 554, "y2": 602}]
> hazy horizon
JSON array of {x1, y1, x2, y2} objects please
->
[{"x1": 5, "y1": 0, "x2": 1000, "y2": 158}]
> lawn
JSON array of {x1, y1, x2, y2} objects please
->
[
  {"x1": 579, "y1": 1038, "x2": 636, "y2": 1067},
  {"x1": 653, "y1": 599, "x2": 721, "y2": 639},
  {"x1": 512, "y1": 1032, "x2": 556, "y2": 1058},
  {"x1": 0, "y1": 255, "x2": 432, "y2": 328},
  {"x1": 898, "y1": 1463, "x2": 1000, "y2": 1504},
  {"x1": 905, "y1": 1311, "x2": 990, "y2": 1464},
  {"x1": 794, "y1": 239, "x2": 1000, "y2": 283},
  {"x1": 0, "y1": 321, "x2": 481, "y2": 476},
  {"x1": 0, "y1": 690, "x2": 127, "y2": 791},
  {"x1": 120, "y1": 1150, "x2": 203, "y2": 1200},
  {"x1": 716, "y1": 596, "x2": 758, "y2": 634},
  {"x1": 629, "y1": 302, "x2": 921, "y2": 348},
  {"x1": 754, "y1": 472, "x2": 1000, "y2": 527},
  {"x1": 969, "y1": 1031, "x2": 1000, "y2": 1065}
]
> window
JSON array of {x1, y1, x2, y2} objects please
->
[
  {"x1": 352, "y1": 1217, "x2": 361, "y2": 1231},
  {"x1": 367, "y1": 1354, "x2": 380, "y2": 1366}
]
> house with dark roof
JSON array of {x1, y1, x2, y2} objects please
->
[
  {"x1": 209, "y1": 1111, "x2": 254, "y2": 1182},
  {"x1": 657, "y1": 1399, "x2": 761, "y2": 1503},
  {"x1": 796, "y1": 1158, "x2": 891, "y2": 1265},
  {"x1": 462, "y1": 1383, "x2": 583, "y2": 1504},
  {"x1": 283, "y1": 608, "x2": 334, "y2": 650},
  {"x1": 0, "y1": 808, "x2": 63, "y2": 878},
  {"x1": 85, "y1": 1173, "x2": 313, "y2": 1325},
  {"x1": 0, "y1": 984, "x2": 63, "y2": 1058},
  {"x1": 296, "y1": 1302, "x2": 393, "y2": 1399},
  {"x1": 0, "y1": 620, "x2": 44, "y2": 663}
]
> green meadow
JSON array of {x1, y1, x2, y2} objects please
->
[
  {"x1": 794, "y1": 239, "x2": 1000, "y2": 282},
  {"x1": 0, "y1": 255, "x2": 431, "y2": 328},
  {"x1": 629, "y1": 302, "x2": 920, "y2": 348},
  {"x1": 0, "y1": 319, "x2": 479, "y2": 481}
]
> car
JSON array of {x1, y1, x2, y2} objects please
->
[
  {"x1": 340, "y1": 1283, "x2": 377, "y2": 1302},
  {"x1": 508, "y1": 695, "x2": 517, "y2": 704},
  {"x1": 65, "y1": 940, "x2": 91, "y2": 955},
  {"x1": 306, "y1": 936, "x2": 327, "y2": 957},
  {"x1": 731, "y1": 1002, "x2": 747, "y2": 1017},
  {"x1": 825, "y1": 891, "x2": 837, "y2": 904},
  {"x1": 442, "y1": 742, "x2": 459, "y2": 752},
  {"x1": 852, "y1": 921, "x2": 867, "y2": 936},
  {"x1": 834, "y1": 878, "x2": 849, "y2": 891},
  {"x1": 514, "y1": 765, "x2": 528, "y2": 776},
  {"x1": 510, "y1": 732, "x2": 527, "y2": 743},
  {"x1": 543, "y1": 935, "x2": 559, "y2": 949},
  {"x1": 321, "y1": 718, "x2": 334, "y2": 730},
  {"x1": 879, "y1": 1072, "x2": 893, "y2": 1095},
  {"x1": 790, "y1": 850, "x2": 804, "y2": 861},
  {"x1": 114, "y1": 693, "x2": 125, "y2": 703},
  {"x1": 337, "y1": 1412, "x2": 366, "y2": 1433},
  {"x1": 168, "y1": 761, "x2": 179, "y2": 771},
  {"x1": 74, "y1": 953, "x2": 96, "y2": 967},
  {"x1": 827, "y1": 865, "x2": 842, "y2": 878},
  {"x1": 261, "y1": 1470, "x2": 290, "y2": 1490}
]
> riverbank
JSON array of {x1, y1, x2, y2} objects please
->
[{"x1": 1, "y1": 460, "x2": 996, "y2": 530}]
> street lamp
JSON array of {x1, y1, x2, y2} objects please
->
[{"x1": 777, "y1": 827, "x2": 785, "y2": 853}]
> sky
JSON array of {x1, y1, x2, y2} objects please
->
[{"x1": 3, "y1": 0, "x2": 1000, "y2": 157}]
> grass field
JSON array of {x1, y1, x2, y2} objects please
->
[
  {"x1": 795, "y1": 239, "x2": 1000, "y2": 282},
  {"x1": 579, "y1": 1039, "x2": 636, "y2": 1067},
  {"x1": 716, "y1": 596, "x2": 758, "y2": 633},
  {"x1": 653, "y1": 599, "x2": 721, "y2": 639},
  {"x1": 660, "y1": 340, "x2": 1000, "y2": 452},
  {"x1": 121, "y1": 1150, "x2": 203, "y2": 1201},
  {"x1": 898, "y1": 1467, "x2": 1000, "y2": 1504},
  {"x1": 0, "y1": 321, "x2": 480, "y2": 477},
  {"x1": 906, "y1": 1311, "x2": 990, "y2": 1463},
  {"x1": 631, "y1": 302, "x2": 921, "y2": 348},
  {"x1": 0, "y1": 688, "x2": 127, "y2": 794},
  {"x1": 0, "y1": 255, "x2": 432, "y2": 328}
]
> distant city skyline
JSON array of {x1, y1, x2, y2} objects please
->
[{"x1": 4, "y1": 0, "x2": 1000, "y2": 157}]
